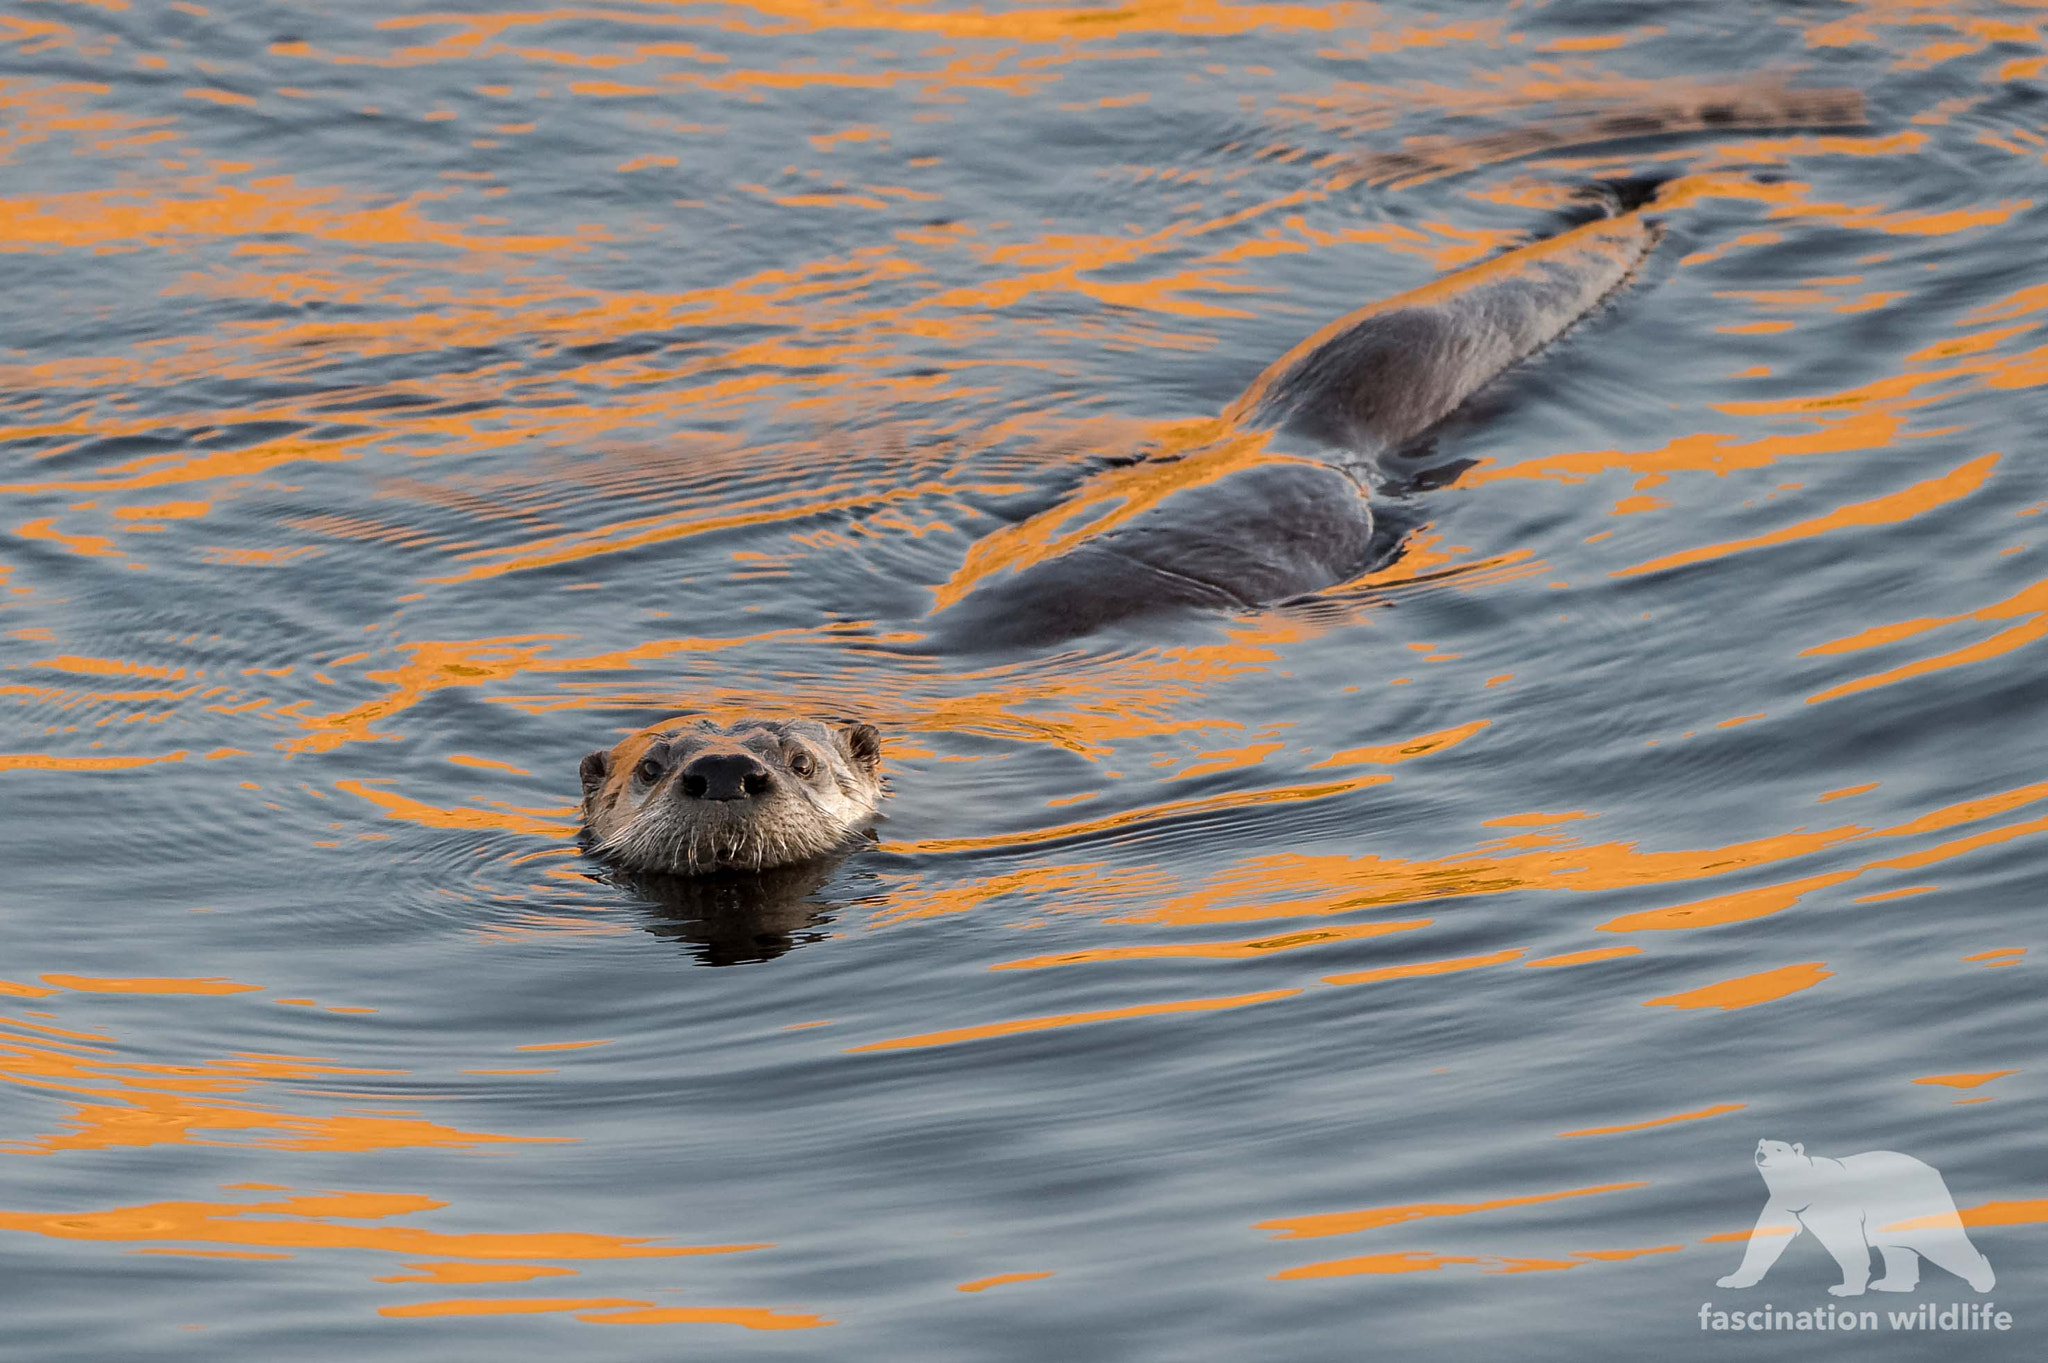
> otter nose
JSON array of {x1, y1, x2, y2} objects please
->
[{"x1": 679, "y1": 752, "x2": 774, "y2": 801}]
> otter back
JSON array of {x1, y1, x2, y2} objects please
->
[
  {"x1": 928, "y1": 200, "x2": 1662, "y2": 649},
  {"x1": 929, "y1": 459, "x2": 1373, "y2": 651}
]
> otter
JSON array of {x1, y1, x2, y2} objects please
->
[
  {"x1": 585, "y1": 190, "x2": 1661, "y2": 875},
  {"x1": 580, "y1": 717, "x2": 882, "y2": 875},
  {"x1": 570, "y1": 88, "x2": 1869, "y2": 878}
]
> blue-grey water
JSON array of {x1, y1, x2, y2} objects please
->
[{"x1": 2, "y1": 0, "x2": 2044, "y2": 1357}]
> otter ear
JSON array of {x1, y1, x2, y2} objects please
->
[
  {"x1": 840, "y1": 722, "x2": 882, "y2": 772},
  {"x1": 579, "y1": 750, "x2": 611, "y2": 795},
  {"x1": 1792, "y1": 1143, "x2": 1803, "y2": 1157}
]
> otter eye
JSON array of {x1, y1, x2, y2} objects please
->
[
  {"x1": 789, "y1": 750, "x2": 815, "y2": 778},
  {"x1": 635, "y1": 757, "x2": 665, "y2": 784}
]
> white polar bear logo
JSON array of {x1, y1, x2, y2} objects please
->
[{"x1": 1717, "y1": 1139, "x2": 1994, "y2": 1297}]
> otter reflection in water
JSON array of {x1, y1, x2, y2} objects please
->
[{"x1": 601, "y1": 855, "x2": 858, "y2": 966}]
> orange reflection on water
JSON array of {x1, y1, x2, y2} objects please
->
[
  {"x1": 0, "y1": 78, "x2": 163, "y2": 168},
  {"x1": 39, "y1": 974, "x2": 259, "y2": 996},
  {"x1": 706, "y1": 0, "x2": 1364, "y2": 42},
  {"x1": 1911, "y1": 1070, "x2": 2015, "y2": 1090},
  {"x1": 1601, "y1": 869, "x2": 1856, "y2": 934},
  {"x1": 1851, "y1": 885, "x2": 1933, "y2": 903},
  {"x1": 0, "y1": 427, "x2": 371, "y2": 498},
  {"x1": 868, "y1": 859, "x2": 1178, "y2": 932},
  {"x1": 1322, "y1": 533, "x2": 1540, "y2": 599},
  {"x1": 889, "y1": 771, "x2": 1394, "y2": 859},
  {"x1": 1469, "y1": 408, "x2": 1902, "y2": 488},
  {"x1": 0, "y1": 176, "x2": 580, "y2": 253},
  {"x1": 1306, "y1": 719, "x2": 1489, "y2": 770},
  {"x1": 440, "y1": 474, "x2": 1029, "y2": 588},
  {"x1": 475, "y1": 632, "x2": 1271, "y2": 760},
  {"x1": 274, "y1": 11, "x2": 729, "y2": 71},
  {"x1": 1167, "y1": 735, "x2": 1290, "y2": 783},
  {"x1": 1322, "y1": 947, "x2": 1523, "y2": 988},
  {"x1": 1525, "y1": 946, "x2": 1642, "y2": 968},
  {"x1": 377, "y1": 1261, "x2": 576, "y2": 1284},
  {"x1": 1257, "y1": 1181, "x2": 1646, "y2": 1241},
  {"x1": 1273, "y1": 1242, "x2": 1680, "y2": 1280},
  {"x1": 1275, "y1": 1250, "x2": 1476, "y2": 1278},
  {"x1": 380, "y1": 1296, "x2": 646, "y2": 1318},
  {"x1": 31, "y1": 654, "x2": 187, "y2": 680},
  {"x1": 112, "y1": 501, "x2": 208, "y2": 522},
  {"x1": 1612, "y1": 452, "x2": 1999, "y2": 578},
  {"x1": 0, "y1": 983, "x2": 589, "y2": 1159},
  {"x1": 321, "y1": 624, "x2": 884, "y2": 747},
  {"x1": 1602, "y1": 783, "x2": 2048, "y2": 933},
  {"x1": 1643, "y1": 962, "x2": 1831, "y2": 1011},
  {"x1": 216, "y1": 246, "x2": 931, "y2": 375},
  {"x1": 578, "y1": 1305, "x2": 833, "y2": 1328},
  {"x1": 970, "y1": 775, "x2": 2048, "y2": 985},
  {"x1": 287, "y1": 635, "x2": 571, "y2": 755},
  {"x1": 1803, "y1": 572, "x2": 2048, "y2": 705},
  {"x1": 956, "y1": 1271, "x2": 1054, "y2": 1292},
  {"x1": 845, "y1": 987, "x2": 1299, "y2": 1054},
  {"x1": 0, "y1": 1188, "x2": 760, "y2": 1259},
  {"x1": 1119, "y1": 817, "x2": 1868, "y2": 930},
  {"x1": 16, "y1": 515, "x2": 120, "y2": 558},
  {"x1": 1556, "y1": 1102, "x2": 1746, "y2": 1138},
  {"x1": 133, "y1": 1247, "x2": 293, "y2": 1260},
  {"x1": 989, "y1": 920, "x2": 1431, "y2": 972},
  {"x1": 0, "y1": 749, "x2": 190, "y2": 773},
  {"x1": 338, "y1": 780, "x2": 577, "y2": 840},
  {"x1": 448, "y1": 753, "x2": 530, "y2": 775},
  {"x1": 7, "y1": 1087, "x2": 558, "y2": 1158}
]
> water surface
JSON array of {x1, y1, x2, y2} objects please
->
[{"x1": 3, "y1": 0, "x2": 2045, "y2": 1357}]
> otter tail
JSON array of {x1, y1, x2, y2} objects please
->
[{"x1": 1227, "y1": 185, "x2": 1664, "y2": 453}]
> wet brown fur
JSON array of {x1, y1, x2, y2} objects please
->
[{"x1": 581, "y1": 717, "x2": 882, "y2": 875}]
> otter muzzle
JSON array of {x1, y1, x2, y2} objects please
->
[{"x1": 680, "y1": 752, "x2": 774, "y2": 801}]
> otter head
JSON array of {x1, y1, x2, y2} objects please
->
[{"x1": 579, "y1": 717, "x2": 883, "y2": 876}]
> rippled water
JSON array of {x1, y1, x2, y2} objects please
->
[{"x1": 4, "y1": 1, "x2": 2046, "y2": 1356}]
